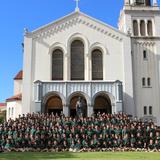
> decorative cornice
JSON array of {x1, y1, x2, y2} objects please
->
[
  {"x1": 134, "y1": 41, "x2": 155, "y2": 46},
  {"x1": 26, "y1": 12, "x2": 125, "y2": 42}
]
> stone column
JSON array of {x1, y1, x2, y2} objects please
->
[
  {"x1": 64, "y1": 54, "x2": 68, "y2": 80},
  {"x1": 145, "y1": 20, "x2": 148, "y2": 36},
  {"x1": 35, "y1": 102, "x2": 41, "y2": 113},
  {"x1": 87, "y1": 104, "x2": 93, "y2": 117},
  {"x1": 152, "y1": 19, "x2": 155, "y2": 36},
  {"x1": 115, "y1": 102, "x2": 123, "y2": 114},
  {"x1": 137, "y1": 19, "x2": 141, "y2": 36},
  {"x1": 112, "y1": 103, "x2": 116, "y2": 114},
  {"x1": 85, "y1": 52, "x2": 89, "y2": 81},
  {"x1": 63, "y1": 104, "x2": 69, "y2": 117},
  {"x1": 114, "y1": 81, "x2": 123, "y2": 114},
  {"x1": 34, "y1": 81, "x2": 42, "y2": 113}
]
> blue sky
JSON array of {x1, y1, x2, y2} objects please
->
[{"x1": 0, "y1": 0, "x2": 159, "y2": 102}]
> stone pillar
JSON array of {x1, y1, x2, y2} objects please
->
[
  {"x1": 145, "y1": 20, "x2": 148, "y2": 36},
  {"x1": 87, "y1": 104, "x2": 93, "y2": 117},
  {"x1": 64, "y1": 54, "x2": 68, "y2": 80},
  {"x1": 35, "y1": 102, "x2": 41, "y2": 113},
  {"x1": 137, "y1": 19, "x2": 141, "y2": 36},
  {"x1": 112, "y1": 103, "x2": 116, "y2": 114},
  {"x1": 63, "y1": 104, "x2": 69, "y2": 117},
  {"x1": 65, "y1": 54, "x2": 70, "y2": 80},
  {"x1": 34, "y1": 81, "x2": 42, "y2": 113},
  {"x1": 116, "y1": 102, "x2": 123, "y2": 113},
  {"x1": 85, "y1": 52, "x2": 89, "y2": 81},
  {"x1": 114, "y1": 81, "x2": 123, "y2": 114}
]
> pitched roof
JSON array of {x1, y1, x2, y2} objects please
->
[
  {"x1": 27, "y1": 11, "x2": 127, "y2": 38},
  {"x1": 14, "y1": 70, "x2": 23, "y2": 80},
  {"x1": 0, "y1": 103, "x2": 6, "y2": 107},
  {"x1": 6, "y1": 94, "x2": 22, "y2": 102}
]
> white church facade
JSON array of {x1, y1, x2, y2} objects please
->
[{"x1": 6, "y1": 0, "x2": 160, "y2": 125}]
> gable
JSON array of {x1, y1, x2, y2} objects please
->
[{"x1": 26, "y1": 11, "x2": 128, "y2": 42}]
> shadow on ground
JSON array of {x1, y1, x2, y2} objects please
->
[{"x1": 0, "y1": 152, "x2": 76, "y2": 160}]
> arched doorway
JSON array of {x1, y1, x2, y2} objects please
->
[
  {"x1": 93, "y1": 93, "x2": 112, "y2": 114},
  {"x1": 69, "y1": 94, "x2": 87, "y2": 117},
  {"x1": 45, "y1": 95, "x2": 63, "y2": 115}
]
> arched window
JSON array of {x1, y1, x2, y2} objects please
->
[
  {"x1": 140, "y1": 20, "x2": 146, "y2": 36},
  {"x1": 143, "y1": 50, "x2": 147, "y2": 60},
  {"x1": 71, "y1": 40, "x2": 84, "y2": 80},
  {"x1": 147, "y1": 20, "x2": 153, "y2": 36},
  {"x1": 147, "y1": 77, "x2": 151, "y2": 86},
  {"x1": 133, "y1": 20, "x2": 138, "y2": 36},
  {"x1": 149, "y1": 106, "x2": 152, "y2": 115},
  {"x1": 52, "y1": 49, "x2": 63, "y2": 80},
  {"x1": 144, "y1": 106, "x2": 147, "y2": 115},
  {"x1": 92, "y1": 49, "x2": 103, "y2": 80},
  {"x1": 142, "y1": 77, "x2": 145, "y2": 86},
  {"x1": 12, "y1": 108, "x2": 14, "y2": 116},
  {"x1": 8, "y1": 108, "x2": 11, "y2": 117}
]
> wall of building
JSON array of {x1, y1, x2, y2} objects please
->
[
  {"x1": 6, "y1": 101, "x2": 22, "y2": 120},
  {"x1": 33, "y1": 25, "x2": 124, "y2": 82},
  {"x1": 14, "y1": 80, "x2": 22, "y2": 95}
]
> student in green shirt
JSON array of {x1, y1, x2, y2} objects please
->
[
  {"x1": 67, "y1": 133, "x2": 74, "y2": 146},
  {"x1": 0, "y1": 135, "x2": 6, "y2": 148},
  {"x1": 69, "y1": 140, "x2": 75, "y2": 152},
  {"x1": 4, "y1": 139, "x2": 12, "y2": 151},
  {"x1": 154, "y1": 140, "x2": 160, "y2": 150},
  {"x1": 122, "y1": 134, "x2": 129, "y2": 147},
  {"x1": 148, "y1": 139, "x2": 155, "y2": 150},
  {"x1": 30, "y1": 126, "x2": 36, "y2": 135},
  {"x1": 130, "y1": 134, "x2": 136, "y2": 147},
  {"x1": 89, "y1": 140, "x2": 95, "y2": 149},
  {"x1": 82, "y1": 139, "x2": 88, "y2": 149},
  {"x1": 112, "y1": 139, "x2": 119, "y2": 148}
]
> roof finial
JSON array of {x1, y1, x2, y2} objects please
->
[{"x1": 75, "y1": 0, "x2": 80, "y2": 12}]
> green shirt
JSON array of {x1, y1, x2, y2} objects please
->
[{"x1": 5, "y1": 143, "x2": 12, "y2": 149}]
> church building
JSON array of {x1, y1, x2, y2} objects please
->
[{"x1": 6, "y1": 0, "x2": 160, "y2": 125}]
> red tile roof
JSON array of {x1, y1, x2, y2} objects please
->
[
  {"x1": 6, "y1": 94, "x2": 22, "y2": 102},
  {"x1": 14, "y1": 70, "x2": 23, "y2": 80},
  {"x1": 0, "y1": 103, "x2": 6, "y2": 107}
]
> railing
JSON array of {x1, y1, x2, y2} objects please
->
[{"x1": 34, "y1": 80, "x2": 123, "y2": 103}]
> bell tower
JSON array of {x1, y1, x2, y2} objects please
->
[
  {"x1": 119, "y1": 0, "x2": 159, "y2": 35},
  {"x1": 119, "y1": 0, "x2": 160, "y2": 125},
  {"x1": 124, "y1": 0, "x2": 157, "y2": 6}
]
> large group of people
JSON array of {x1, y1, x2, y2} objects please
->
[{"x1": 0, "y1": 112, "x2": 160, "y2": 152}]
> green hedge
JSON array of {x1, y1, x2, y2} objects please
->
[
  {"x1": 0, "y1": 111, "x2": 6, "y2": 123},
  {"x1": 0, "y1": 116, "x2": 4, "y2": 123}
]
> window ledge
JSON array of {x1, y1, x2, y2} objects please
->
[{"x1": 142, "y1": 86, "x2": 152, "y2": 88}]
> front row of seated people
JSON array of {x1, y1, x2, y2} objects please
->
[{"x1": 0, "y1": 112, "x2": 160, "y2": 152}]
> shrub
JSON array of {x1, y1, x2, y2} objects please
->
[{"x1": 0, "y1": 116, "x2": 4, "y2": 123}]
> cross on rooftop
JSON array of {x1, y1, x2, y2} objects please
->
[{"x1": 74, "y1": 0, "x2": 80, "y2": 12}]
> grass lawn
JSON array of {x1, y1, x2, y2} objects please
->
[{"x1": 0, "y1": 152, "x2": 160, "y2": 160}]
